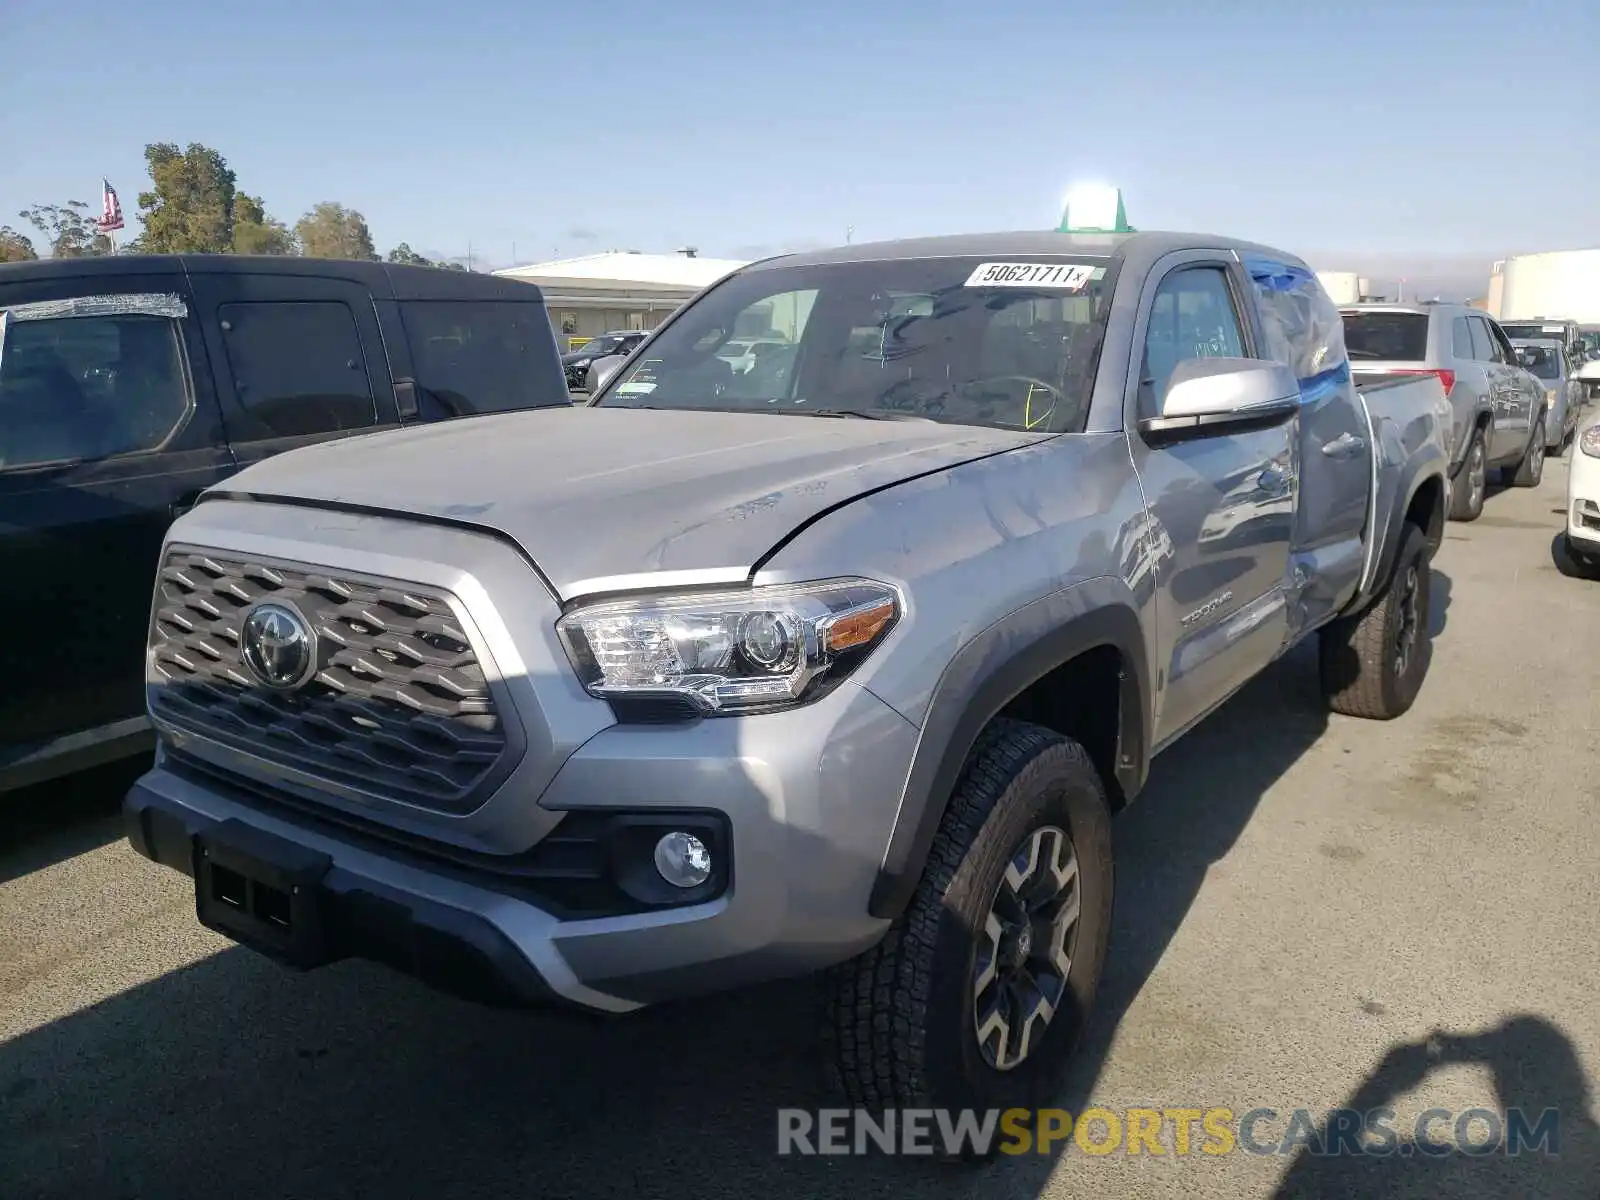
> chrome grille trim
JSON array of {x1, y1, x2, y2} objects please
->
[{"x1": 147, "y1": 547, "x2": 521, "y2": 815}]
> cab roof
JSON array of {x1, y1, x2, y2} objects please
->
[
  {"x1": 744, "y1": 230, "x2": 1310, "y2": 275},
  {"x1": 0, "y1": 253, "x2": 545, "y2": 303}
]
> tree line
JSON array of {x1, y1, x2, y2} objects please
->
[{"x1": 0, "y1": 142, "x2": 467, "y2": 270}]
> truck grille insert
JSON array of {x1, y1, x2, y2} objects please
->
[{"x1": 148, "y1": 550, "x2": 508, "y2": 814}]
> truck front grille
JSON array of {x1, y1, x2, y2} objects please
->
[{"x1": 148, "y1": 549, "x2": 510, "y2": 814}]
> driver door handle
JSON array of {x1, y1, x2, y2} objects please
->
[{"x1": 1321, "y1": 432, "x2": 1365, "y2": 458}]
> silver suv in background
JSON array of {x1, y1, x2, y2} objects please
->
[
  {"x1": 1509, "y1": 337, "x2": 1583, "y2": 452},
  {"x1": 1342, "y1": 303, "x2": 1548, "y2": 521}
]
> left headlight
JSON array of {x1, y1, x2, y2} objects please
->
[
  {"x1": 556, "y1": 578, "x2": 901, "y2": 715},
  {"x1": 1579, "y1": 427, "x2": 1600, "y2": 459}
]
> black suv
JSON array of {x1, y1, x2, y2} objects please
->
[{"x1": 0, "y1": 254, "x2": 569, "y2": 794}]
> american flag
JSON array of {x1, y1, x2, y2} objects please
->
[{"x1": 96, "y1": 178, "x2": 124, "y2": 233}]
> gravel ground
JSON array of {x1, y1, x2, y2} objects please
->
[{"x1": 2, "y1": 453, "x2": 1596, "y2": 1200}]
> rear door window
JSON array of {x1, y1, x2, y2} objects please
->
[
  {"x1": 0, "y1": 310, "x2": 191, "y2": 470},
  {"x1": 1451, "y1": 317, "x2": 1474, "y2": 360},
  {"x1": 217, "y1": 301, "x2": 377, "y2": 437},
  {"x1": 1340, "y1": 312, "x2": 1429, "y2": 362},
  {"x1": 399, "y1": 300, "x2": 567, "y2": 415},
  {"x1": 1468, "y1": 317, "x2": 1500, "y2": 363}
]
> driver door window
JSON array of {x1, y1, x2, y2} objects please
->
[{"x1": 1138, "y1": 266, "x2": 1247, "y2": 417}]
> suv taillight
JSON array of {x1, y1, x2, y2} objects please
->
[{"x1": 1392, "y1": 368, "x2": 1455, "y2": 396}]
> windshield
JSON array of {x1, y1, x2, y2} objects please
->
[
  {"x1": 575, "y1": 335, "x2": 623, "y2": 358},
  {"x1": 1341, "y1": 311, "x2": 1429, "y2": 361},
  {"x1": 595, "y1": 255, "x2": 1117, "y2": 432},
  {"x1": 1502, "y1": 323, "x2": 1566, "y2": 343},
  {"x1": 1517, "y1": 344, "x2": 1563, "y2": 380}
]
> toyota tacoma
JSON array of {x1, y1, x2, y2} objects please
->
[{"x1": 125, "y1": 230, "x2": 1451, "y2": 1116}]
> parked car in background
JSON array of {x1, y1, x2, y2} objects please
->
[
  {"x1": 1500, "y1": 317, "x2": 1582, "y2": 361},
  {"x1": 1510, "y1": 337, "x2": 1583, "y2": 451},
  {"x1": 1564, "y1": 407, "x2": 1600, "y2": 575},
  {"x1": 1342, "y1": 302, "x2": 1548, "y2": 521},
  {"x1": 0, "y1": 254, "x2": 569, "y2": 795},
  {"x1": 561, "y1": 330, "x2": 646, "y2": 392},
  {"x1": 1577, "y1": 330, "x2": 1600, "y2": 400},
  {"x1": 125, "y1": 229, "x2": 1449, "y2": 1121}
]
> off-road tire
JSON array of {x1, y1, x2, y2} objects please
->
[
  {"x1": 823, "y1": 720, "x2": 1113, "y2": 1132},
  {"x1": 1448, "y1": 430, "x2": 1486, "y2": 521},
  {"x1": 1509, "y1": 417, "x2": 1547, "y2": 487},
  {"x1": 1318, "y1": 523, "x2": 1433, "y2": 720}
]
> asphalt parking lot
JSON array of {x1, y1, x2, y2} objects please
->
[{"x1": 3, "y1": 455, "x2": 1598, "y2": 1200}]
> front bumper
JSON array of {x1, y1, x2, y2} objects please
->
[
  {"x1": 1568, "y1": 451, "x2": 1600, "y2": 553},
  {"x1": 125, "y1": 677, "x2": 916, "y2": 1012}
]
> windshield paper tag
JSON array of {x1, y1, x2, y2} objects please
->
[
  {"x1": 615, "y1": 381, "x2": 656, "y2": 396},
  {"x1": 964, "y1": 262, "x2": 1095, "y2": 290}
]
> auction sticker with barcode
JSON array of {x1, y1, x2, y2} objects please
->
[{"x1": 964, "y1": 262, "x2": 1096, "y2": 289}]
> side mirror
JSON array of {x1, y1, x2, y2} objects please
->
[
  {"x1": 588, "y1": 357, "x2": 624, "y2": 392},
  {"x1": 1141, "y1": 356, "x2": 1300, "y2": 439}
]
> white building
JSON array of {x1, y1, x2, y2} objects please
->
[{"x1": 493, "y1": 248, "x2": 748, "y2": 349}]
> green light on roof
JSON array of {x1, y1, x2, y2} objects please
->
[{"x1": 1058, "y1": 185, "x2": 1133, "y2": 234}]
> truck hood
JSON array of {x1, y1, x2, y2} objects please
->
[{"x1": 211, "y1": 406, "x2": 1051, "y2": 600}]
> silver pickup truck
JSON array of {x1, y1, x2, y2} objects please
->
[{"x1": 125, "y1": 230, "x2": 1450, "y2": 1119}]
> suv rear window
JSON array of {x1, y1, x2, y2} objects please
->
[
  {"x1": 1518, "y1": 345, "x2": 1563, "y2": 380},
  {"x1": 1341, "y1": 312, "x2": 1430, "y2": 362},
  {"x1": 400, "y1": 300, "x2": 568, "y2": 416}
]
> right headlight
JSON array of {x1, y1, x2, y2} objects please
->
[
  {"x1": 1580, "y1": 427, "x2": 1600, "y2": 459},
  {"x1": 555, "y1": 578, "x2": 901, "y2": 716}
]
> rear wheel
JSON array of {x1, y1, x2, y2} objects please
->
[
  {"x1": 1449, "y1": 431, "x2": 1486, "y2": 521},
  {"x1": 1319, "y1": 523, "x2": 1433, "y2": 720},
  {"x1": 1509, "y1": 418, "x2": 1547, "y2": 487},
  {"x1": 824, "y1": 720, "x2": 1113, "y2": 1137}
]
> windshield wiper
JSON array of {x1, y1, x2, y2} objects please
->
[{"x1": 787, "y1": 407, "x2": 932, "y2": 421}]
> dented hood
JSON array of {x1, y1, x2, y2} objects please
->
[{"x1": 210, "y1": 406, "x2": 1049, "y2": 599}]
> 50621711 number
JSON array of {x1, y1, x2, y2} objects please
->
[{"x1": 963, "y1": 262, "x2": 1097, "y2": 290}]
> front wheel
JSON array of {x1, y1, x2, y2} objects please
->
[
  {"x1": 824, "y1": 720, "x2": 1113, "y2": 1130},
  {"x1": 1563, "y1": 535, "x2": 1600, "y2": 579},
  {"x1": 1318, "y1": 523, "x2": 1433, "y2": 720}
]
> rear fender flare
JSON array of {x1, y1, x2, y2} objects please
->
[{"x1": 1363, "y1": 462, "x2": 1449, "y2": 610}]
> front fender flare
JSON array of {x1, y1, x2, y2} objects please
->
[{"x1": 867, "y1": 579, "x2": 1150, "y2": 921}]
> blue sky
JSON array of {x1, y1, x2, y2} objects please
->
[{"x1": 4, "y1": 0, "x2": 1595, "y2": 295}]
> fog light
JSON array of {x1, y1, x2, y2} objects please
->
[{"x1": 653, "y1": 831, "x2": 712, "y2": 888}]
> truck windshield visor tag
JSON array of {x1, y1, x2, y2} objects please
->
[{"x1": 963, "y1": 263, "x2": 1100, "y2": 290}]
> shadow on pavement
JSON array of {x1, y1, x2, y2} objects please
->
[
  {"x1": 0, "y1": 758, "x2": 148, "y2": 887},
  {"x1": 1427, "y1": 568, "x2": 1452, "y2": 638},
  {"x1": 1040, "y1": 639, "x2": 1331, "y2": 1123},
  {"x1": 1271, "y1": 1015, "x2": 1600, "y2": 1199},
  {"x1": 0, "y1": 644, "x2": 1352, "y2": 1199}
]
